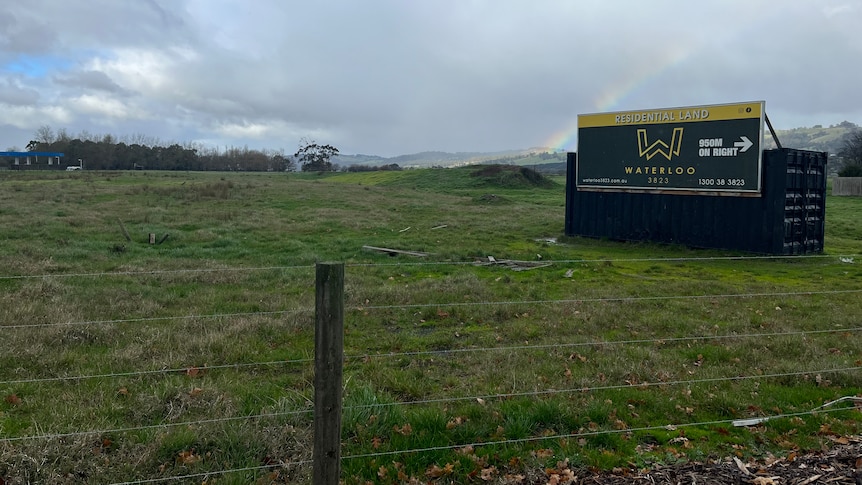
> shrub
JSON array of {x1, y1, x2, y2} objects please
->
[{"x1": 838, "y1": 163, "x2": 862, "y2": 177}]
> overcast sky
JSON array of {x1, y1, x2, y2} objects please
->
[{"x1": 1, "y1": 1, "x2": 860, "y2": 157}]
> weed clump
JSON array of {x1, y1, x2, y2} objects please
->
[{"x1": 474, "y1": 193, "x2": 511, "y2": 204}]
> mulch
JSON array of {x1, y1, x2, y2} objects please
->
[{"x1": 532, "y1": 439, "x2": 862, "y2": 484}]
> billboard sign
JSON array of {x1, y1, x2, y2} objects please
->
[{"x1": 576, "y1": 101, "x2": 765, "y2": 194}]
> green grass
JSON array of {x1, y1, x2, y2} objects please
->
[{"x1": 0, "y1": 168, "x2": 861, "y2": 483}]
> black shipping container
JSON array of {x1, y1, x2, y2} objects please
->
[{"x1": 564, "y1": 148, "x2": 827, "y2": 255}]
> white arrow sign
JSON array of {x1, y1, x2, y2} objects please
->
[{"x1": 733, "y1": 136, "x2": 753, "y2": 153}]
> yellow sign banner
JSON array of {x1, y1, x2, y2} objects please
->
[{"x1": 579, "y1": 101, "x2": 764, "y2": 128}]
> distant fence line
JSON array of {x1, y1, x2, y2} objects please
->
[{"x1": 834, "y1": 177, "x2": 862, "y2": 196}]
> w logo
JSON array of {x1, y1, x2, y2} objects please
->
[{"x1": 637, "y1": 128, "x2": 684, "y2": 161}]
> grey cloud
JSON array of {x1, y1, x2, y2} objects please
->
[
  {"x1": 0, "y1": 10, "x2": 58, "y2": 55},
  {"x1": 0, "y1": 0, "x2": 860, "y2": 155},
  {"x1": 0, "y1": 78, "x2": 40, "y2": 106},
  {"x1": 1, "y1": 0, "x2": 191, "y2": 57},
  {"x1": 54, "y1": 70, "x2": 131, "y2": 96}
]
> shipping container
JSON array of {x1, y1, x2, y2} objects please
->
[{"x1": 565, "y1": 148, "x2": 827, "y2": 254}]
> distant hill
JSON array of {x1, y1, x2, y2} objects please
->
[
  {"x1": 333, "y1": 148, "x2": 566, "y2": 170},
  {"x1": 333, "y1": 122, "x2": 859, "y2": 173},
  {"x1": 766, "y1": 121, "x2": 858, "y2": 154}
]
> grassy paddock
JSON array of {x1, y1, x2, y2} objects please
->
[{"x1": 0, "y1": 168, "x2": 861, "y2": 484}]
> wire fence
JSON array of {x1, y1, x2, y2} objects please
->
[{"x1": 1, "y1": 256, "x2": 861, "y2": 483}]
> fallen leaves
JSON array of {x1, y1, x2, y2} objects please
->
[
  {"x1": 392, "y1": 423, "x2": 413, "y2": 436},
  {"x1": 480, "y1": 465, "x2": 497, "y2": 481},
  {"x1": 532, "y1": 448, "x2": 554, "y2": 459},
  {"x1": 675, "y1": 404, "x2": 695, "y2": 415},
  {"x1": 545, "y1": 459, "x2": 576, "y2": 484},
  {"x1": 185, "y1": 366, "x2": 203, "y2": 378},
  {"x1": 569, "y1": 353, "x2": 588, "y2": 363},
  {"x1": 176, "y1": 450, "x2": 201, "y2": 465},
  {"x1": 425, "y1": 462, "x2": 455, "y2": 478},
  {"x1": 447, "y1": 416, "x2": 467, "y2": 429}
]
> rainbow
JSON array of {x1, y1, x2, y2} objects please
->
[
  {"x1": 539, "y1": 1, "x2": 777, "y2": 153},
  {"x1": 542, "y1": 45, "x2": 699, "y2": 152}
]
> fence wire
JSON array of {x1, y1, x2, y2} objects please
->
[
  {"x1": 0, "y1": 408, "x2": 313, "y2": 444},
  {"x1": 355, "y1": 288, "x2": 862, "y2": 312},
  {"x1": 0, "y1": 308, "x2": 313, "y2": 330},
  {"x1": 1, "y1": 253, "x2": 856, "y2": 281},
  {"x1": 2, "y1": 365, "x2": 856, "y2": 444},
  {"x1": 341, "y1": 406, "x2": 856, "y2": 463},
  {"x1": 106, "y1": 460, "x2": 312, "y2": 485},
  {"x1": 4, "y1": 287, "x2": 858, "y2": 333},
  {"x1": 1, "y1": 324, "x2": 857, "y2": 387}
]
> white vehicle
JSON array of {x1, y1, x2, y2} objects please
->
[{"x1": 65, "y1": 166, "x2": 82, "y2": 171}]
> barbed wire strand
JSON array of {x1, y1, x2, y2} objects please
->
[
  {"x1": 107, "y1": 460, "x2": 313, "y2": 485},
  {"x1": 342, "y1": 405, "x2": 855, "y2": 462},
  {"x1": 2, "y1": 253, "x2": 857, "y2": 281}
]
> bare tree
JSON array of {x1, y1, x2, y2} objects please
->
[
  {"x1": 56, "y1": 128, "x2": 71, "y2": 143},
  {"x1": 838, "y1": 130, "x2": 862, "y2": 177},
  {"x1": 34, "y1": 125, "x2": 55, "y2": 144}
]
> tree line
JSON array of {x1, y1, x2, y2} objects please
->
[
  {"x1": 14, "y1": 127, "x2": 407, "y2": 173},
  {"x1": 12, "y1": 126, "x2": 297, "y2": 172}
]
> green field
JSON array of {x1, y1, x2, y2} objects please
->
[{"x1": 1, "y1": 168, "x2": 861, "y2": 484}]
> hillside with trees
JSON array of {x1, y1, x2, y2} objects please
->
[{"x1": 765, "y1": 121, "x2": 858, "y2": 154}]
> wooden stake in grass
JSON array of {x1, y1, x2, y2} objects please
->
[
  {"x1": 117, "y1": 219, "x2": 132, "y2": 242},
  {"x1": 314, "y1": 262, "x2": 344, "y2": 485}
]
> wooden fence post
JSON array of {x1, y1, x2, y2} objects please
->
[{"x1": 313, "y1": 262, "x2": 344, "y2": 485}]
